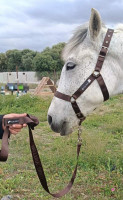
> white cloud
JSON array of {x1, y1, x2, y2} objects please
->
[{"x1": 0, "y1": 0, "x2": 122, "y2": 52}]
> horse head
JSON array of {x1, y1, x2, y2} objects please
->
[{"x1": 48, "y1": 8, "x2": 123, "y2": 135}]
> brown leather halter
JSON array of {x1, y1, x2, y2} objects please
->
[
  {"x1": 0, "y1": 29, "x2": 114, "y2": 198},
  {"x1": 55, "y1": 28, "x2": 114, "y2": 125}
]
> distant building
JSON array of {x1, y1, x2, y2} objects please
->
[{"x1": 0, "y1": 72, "x2": 39, "y2": 83}]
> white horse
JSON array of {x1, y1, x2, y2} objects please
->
[{"x1": 48, "y1": 8, "x2": 123, "y2": 136}]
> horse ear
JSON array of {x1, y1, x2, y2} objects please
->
[{"x1": 89, "y1": 8, "x2": 102, "y2": 40}]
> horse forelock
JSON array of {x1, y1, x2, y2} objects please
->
[
  {"x1": 62, "y1": 22, "x2": 106, "y2": 61},
  {"x1": 62, "y1": 23, "x2": 88, "y2": 61}
]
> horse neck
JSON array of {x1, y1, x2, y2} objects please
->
[
  {"x1": 118, "y1": 67, "x2": 123, "y2": 94},
  {"x1": 119, "y1": 57, "x2": 123, "y2": 94},
  {"x1": 116, "y1": 33, "x2": 123, "y2": 94},
  {"x1": 108, "y1": 30, "x2": 123, "y2": 96},
  {"x1": 117, "y1": 66, "x2": 123, "y2": 95},
  {"x1": 114, "y1": 32, "x2": 123, "y2": 94}
]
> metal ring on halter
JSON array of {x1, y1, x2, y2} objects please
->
[{"x1": 92, "y1": 70, "x2": 100, "y2": 78}]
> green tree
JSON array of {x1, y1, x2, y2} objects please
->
[
  {"x1": 50, "y1": 42, "x2": 65, "y2": 71},
  {"x1": 0, "y1": 42, "x2": 65, "y2": 73},
  {"x1": 33, "y1": 53, "x2": 57, "y2": 72},
  {"x1": 21, "y1": 49, "x2": 34, "y2": 56},
  {"x1": 39, "y1": 42, "x2": 65, "y2": 72},
  {"x1": 21, "y1": 51, "x2": 37, "y2": 71},
  {"x1": 21, "y1": 57, "x2": 33, "y2": 71},
  {"x1": 0, "y1": 53, "x2": 7, "y2": 72},
  {"x1": 6, "y1": 49, "x2": 22, "y2": 71}
]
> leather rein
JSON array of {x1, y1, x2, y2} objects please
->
[{"x1": 0, "y1": 29, "x2": 114, "y2": 198}]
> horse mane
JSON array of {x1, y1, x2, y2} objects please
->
[
  {"x1": 115, "y1": 24, "x2": 123, "y2": 32},
  {"x1": 62, "y1": 23, "x2": 88, "y2": 61},
  {"x1": 62, "y1": 22, "x2": 108, "y2": 61},
  {"x1": 62, "y1": 22, "x2": 123, "y2": 61}
]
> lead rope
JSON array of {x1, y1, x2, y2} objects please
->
[
  {"x1": 0, "y1": 115, "x2": 82, "y2": 198},
  {"x1": 29, "y1": 122, "x2": 82, "y2": 198},
  {"x1": 78, "y1": 124, "x2": 82, "y2": 145}
]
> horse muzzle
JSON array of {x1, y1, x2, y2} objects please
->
[{"x1": 47, "y1": 115, "x2": 72, "y2": 136}]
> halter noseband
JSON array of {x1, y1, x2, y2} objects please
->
[{"x1": 54, "y1": 29, "x2": 114, "y2": 125}]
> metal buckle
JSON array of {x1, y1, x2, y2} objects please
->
[
  {"x1": 93, "y1": 70, "x2": 100, "y2": 78},
  {"x1": 99, "y1": 46, "x2": 108, "y2": 58},
  {"x1": 102, "y1": 46, "x2": 108, "y2": 50}
]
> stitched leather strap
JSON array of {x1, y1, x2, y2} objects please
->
[
  {"x1": 72, "y1": 28, "x2": 114, "y2": 101},
  {"x1": 55, "y1": 91, "x2": 71, "y2": 102},
  {"x1": 29, "y1": 124, "x2": 81, "y2": 198},
  {"x1": 97, "y1": 74, "x2": 109, "y2": 101},
  {"x1": 0, "y1": 114, "x2": 81, "y2": 198},
  {"x1": 0, "y1": 115, "x2": 39, "y2": 162},
  {"x1": 95, "y1": 28, "x2": 114, "y2": 72},
  {"x1": 72, "y1": 74, "x2": 96, "y2": 100}
]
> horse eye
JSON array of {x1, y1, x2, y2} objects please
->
[{"x1": 66, "y1": 62, "x2": 76, "y2": 70}]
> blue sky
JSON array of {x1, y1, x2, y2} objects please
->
[{"x1": 0, "y1": 0, "x2": 123, "y2": 52}]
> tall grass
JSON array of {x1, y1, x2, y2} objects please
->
[{"x1": 0, "y1": 94, "x2": 51, "y2": 121}]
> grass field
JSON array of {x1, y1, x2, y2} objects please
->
[{"x1": 0, "y1": 94, "x2": 123, "y2": 200}]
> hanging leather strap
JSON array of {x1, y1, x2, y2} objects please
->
[
  {"x1": 29, "y1": 124, "x2": 81, "y2": 198},
  {"x1": 0, "y1": 115, "x2": 39, "y2": 162},
  {"x1": 0, "y1": 114, "x2": 82, "y2": 198},
  {"x1": 0, "y1": 127, "x2": 10, "y2": 161}
]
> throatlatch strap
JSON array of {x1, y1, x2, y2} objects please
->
[
  {"x1": 0, "y1": 114, "x2": 82, "y2": 198},
  {"x1": 97, "y1": 75, "x2": 109, "y2": 101}
]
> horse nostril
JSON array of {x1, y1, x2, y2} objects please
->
[{"x1": 48, "y1": 115, "x2": 52, "y2": 125}]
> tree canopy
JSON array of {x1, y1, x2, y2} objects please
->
[{"x1": 0, "y1": 43, "x2": 65, "y2": 73}]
